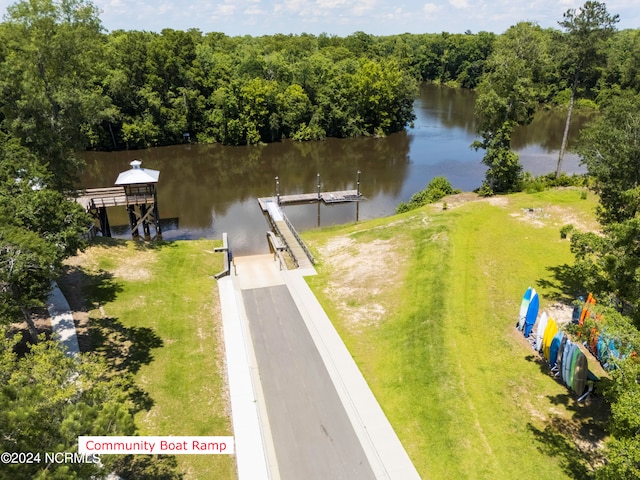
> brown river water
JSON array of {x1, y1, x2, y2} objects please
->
[{"x1": 80, "y1": 83, "x2": 591, "y2": 254}]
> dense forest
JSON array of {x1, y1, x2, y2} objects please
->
[
  {"x1": 0, "y1": 0, "x2": 639, "y2": 156},
  {"x1": 2, "y1": 0, "x2": 640, "y2": 478}
]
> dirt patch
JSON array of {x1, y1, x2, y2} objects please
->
[
  {"x1": 318, "y1": 235, "x2": 408, "y2": 332},
  {"x1": 66, "y1": 244, "x2": 156, "y2": 282}
]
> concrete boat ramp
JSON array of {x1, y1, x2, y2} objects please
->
[{"x1": 218, "y1": 253, "x2": 421, "y2": 479}]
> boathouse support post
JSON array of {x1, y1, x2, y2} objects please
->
[
  {"x1": 127, "y1": 205, "x2": 139, "y2": 238},
  {"x1": 98, "y1": 207, "x2": 112, "y2": 238},
  {"x1": 153, "y1": 198, "x2": 162, "y2": 240}
]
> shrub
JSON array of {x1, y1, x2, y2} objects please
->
[{"x1": 396, "y1": 176, "x2": 460, "y2": 213}]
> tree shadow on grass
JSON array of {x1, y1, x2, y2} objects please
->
[
  {"x1": 59, "y1": 262, "x2": 164, "y2": 412},
  {"x1": 536, "y1": 263, "x2": 586, "y2": 303},
  {"x1": 524, "y1": 355, "x2": 610, "y2": 479},
  {"x1": 88, "y1": 316, "x2": 163, "y2": 375}
]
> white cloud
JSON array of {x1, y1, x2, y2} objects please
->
[
  {"x1": 448, "y1": 0, "x2": 469, "y2": 8},
  {"x1": 423, "y1": 3, "x2": 440, "y2": 15}
]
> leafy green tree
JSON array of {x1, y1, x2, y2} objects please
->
[
  {"x1": 473, "y1": 23, "x2": 545, "y2": 193},
  {"x1": 0, "y1": 0, "x2": 108, "y2": 190},
  {"x1": 350, "y1": 58, "x2": 417, "y2": 137},
  {"x1": 0, "y1": 139, "x2": 89, "y2": 340},
  {"x1": 576, "y1": 92, "x2": 640, "y2": 224},
  {"x1": 555, "y1": 1, "x2": 619, "y2": 177},
  {"x1": 0, "y1": 328, "x2": 137, "y2": 479}
]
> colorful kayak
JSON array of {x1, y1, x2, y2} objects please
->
[
  {"x1": 572, "y1": 351, "x2": 588, "y2": 396},
  {"x1": 549, "y1": 332, "x2": 564, "y2": 369},
  {"x1": 579, "y1": 293, "x2": 596, "y2": 326},
  {"x1": 568, "y1": 345, "x2": 581, "y2": 389},
  {"x1": 557, "y1": 335, "x2": 568, "y2": 373},
  {"x1": 543, "y1": 318, "x2": 558, "y2": 362},
  {"x1": 562, "y1": 342, "x2": 574, "y2": 386}
]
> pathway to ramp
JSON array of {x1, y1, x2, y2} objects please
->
[{"x1": 220, "y1": 254, "x2": 420, "y2": 480}]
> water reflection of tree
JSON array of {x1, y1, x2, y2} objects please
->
[
  {"x1": 417, "y1": 83, "x2": 477, "y2": 134},
  {"x1": 512, "y1": 108, "x2": 597, "y2": 152}
]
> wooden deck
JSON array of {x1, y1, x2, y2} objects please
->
[
  {"x1": 257, "y1": 190, "x2": 361, "y2": 212},
  {"x1": 76, "y1": 187, "x2": 155, "y2": 210}
]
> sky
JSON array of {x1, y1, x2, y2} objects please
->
[{"x1": 0, "y1": 0, "x2": 637, "y2": 36}]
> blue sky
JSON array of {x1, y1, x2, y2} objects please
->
[{"x1": 0, "y1": 0, "x2": 637, "y2": 36}]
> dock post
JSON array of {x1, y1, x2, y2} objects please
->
[
  {"x1": 357, "y1": 170, "x2": 361, "y2": 197},
  {"x1": 317, "y1": 173, "x2": 321, "y2": 201},
  {"x1": 275, "y1": 176, "x2": 280, "y2": 205}
]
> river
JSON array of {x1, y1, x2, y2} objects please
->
[{"x1": 80, "y1": 83, "x2": 591, "y2": 254}]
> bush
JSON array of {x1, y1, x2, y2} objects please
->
[
  {"x1": 521, "y1": 172, "x2": 587, "y2": 192},
  {"x1": 396, "y1": 176, "x2": 460, "y2": 213}
]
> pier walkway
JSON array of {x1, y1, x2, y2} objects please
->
[{"x1": 218, "y1": 254, "x2": 420, "y2": 480}]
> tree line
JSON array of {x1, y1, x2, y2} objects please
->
[{"x1": 1, "y1": 0, "x2": 640, "y2": 162}]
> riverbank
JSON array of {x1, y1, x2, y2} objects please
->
[{"x1": 302, "y1": 187, "x2": 606, "y2": 479}]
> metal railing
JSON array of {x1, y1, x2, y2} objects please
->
[{"x1": 281, "y1": 211, "x2": 315, "y2": 265}]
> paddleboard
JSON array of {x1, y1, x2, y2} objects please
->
[
  {"x1": 535, "y1": 311, "x2": 548, "y2": 352},
  {"x1": 543, "y1": 318, "x2": 558, "y2": 362},
  {"x1": 523, "y1": 289, "x2": 539, "y2": 338},
  {"x1": 549, "y1": 332, "x2": 563, "y2": 368},
  {"x1": 573, "y1": 351, "x2": 588, "y2": 396},
  {"x1": 518, "y1": 287, "x2": 532, "y2": 331}
]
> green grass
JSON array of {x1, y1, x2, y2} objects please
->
[
  {"x1": 67, "y1": 239, "x2": 236, "y2": 480},
  {"x1": 303, "y1": 188, "x2": 604, "y2": 479}
]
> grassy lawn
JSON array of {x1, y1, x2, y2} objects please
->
[
  {"x1": 303, "y1": 188, "x2": 606, "y2": 480},
  {"x1": 61, "y1": 239, "x2": 236, "y2": 480}
]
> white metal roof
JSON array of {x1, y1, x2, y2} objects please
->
[{"x1": 114, "y1": 160, "x2": 160, "y2": 185}]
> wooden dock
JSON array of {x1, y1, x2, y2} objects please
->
[
  {"x1": 257, "y1": 190, "x2": 361, "y2": 212},
  {"x1": 262, "y1": 200, "x2": 314, "y2": 269}
]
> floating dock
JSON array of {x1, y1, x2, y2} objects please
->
[{"x1": 257, "y1": 190, "x2": 362, "y2": 212}]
